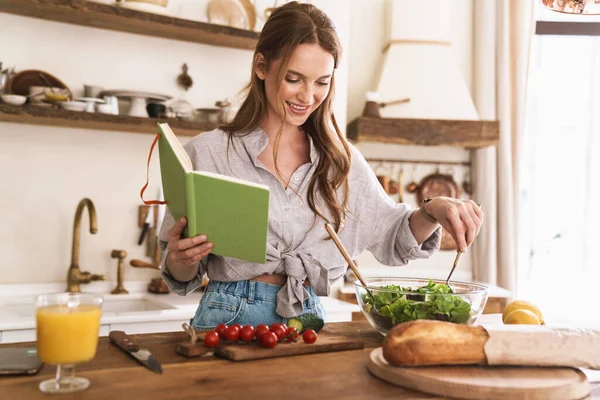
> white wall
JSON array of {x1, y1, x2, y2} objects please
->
[
  {"x1": 0, "y1": 0, "x2": 473, "y2": 285},
  {"x1": 0, "y1": 0, "x2": 348, "y2": 285}
]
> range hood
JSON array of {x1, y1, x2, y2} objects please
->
[{"x1": 347, "y1": 0, "x2": 498, "y2": 149}]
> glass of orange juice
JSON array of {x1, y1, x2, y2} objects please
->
[{"x1": 35, "y1": 293, "x2": 103, "y2": 394}]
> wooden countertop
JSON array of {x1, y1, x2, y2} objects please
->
[{"x1": 1, "y1": 322, "x2": 599, "y2": 399}]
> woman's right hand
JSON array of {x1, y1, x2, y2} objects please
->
[{"x1": 166, "y1": 217, "x2": 214, "y2": 267}]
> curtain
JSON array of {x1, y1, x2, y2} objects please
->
[{"x1": 471, "y1": 0, "x2": 535, "y2": 294}]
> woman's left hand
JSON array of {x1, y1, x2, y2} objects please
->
[{"x1": 425, "y1": 197, "x2": 484, "y2": 253}]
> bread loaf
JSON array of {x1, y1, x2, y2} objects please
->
[{"x1": 382, "y1": 320, "x2": 489, "y2": 366}]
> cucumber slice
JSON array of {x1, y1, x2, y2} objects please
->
[{"x1": 287, "y1": 318, "x2": 303, "y2": 332}]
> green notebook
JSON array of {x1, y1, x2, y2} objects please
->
[{"x1": 157, "y1": 123, "x2": 270, "y2": 264}]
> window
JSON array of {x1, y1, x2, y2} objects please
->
[{"x1": 520, "y1": 7, "x2": 600, "y2": 320}]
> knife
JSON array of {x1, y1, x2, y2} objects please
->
[{"x1": 109, "y1": 330, "x2": 163, "y2": 374}]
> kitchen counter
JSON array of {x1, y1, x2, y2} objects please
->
[
  {"x1": 2, "y1": 321, "x2": 600, "y2": 400},
  {"x1": 0, "y1": 281, "x2": 360, "y2": 343}
]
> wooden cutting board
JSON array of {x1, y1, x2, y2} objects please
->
[
  {"x1": 215, "y1": 330, "x2": 364, "y2": 361},
  {"x1": 367, "y1": 348, "x2": 590, "y2": 400}
]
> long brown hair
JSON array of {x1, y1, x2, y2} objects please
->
[{"x1": 220, "y1": 1, "x2": 351, "y2": 232}]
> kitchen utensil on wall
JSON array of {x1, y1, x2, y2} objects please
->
[
  {"x1": 397, "y1": 166, "x2": 404, "y2": 203},
  {"x1": 7, "y1": 69, "x2": 72, "y2": 100},
  {"x1": 405, "y1": 165, "x2": 419, "y2": 194},
  {"x1": 361, "y1": 91, "x2": 411, "y2": 118},
  {"x1": 411, "y1": 171, "x2": 461, "y2": 251},
  {"x1": 376, "y1": 175, "x2": 390, "y2": 194},
  {"x1": 170, "y1": 63, "x2": 195, "y2": 120},
  {"x1": 176, "y1": 63, "x2": 193, "y2": 91},
  {"x1": 385, "y1": 166, "x2": 402, "y2": 199},
  {"x1": 373, "y1": 162, "x2": 391, "y2": 194}
]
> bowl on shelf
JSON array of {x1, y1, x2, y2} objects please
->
[
  {"x1": 59, "y1": 101, "x2": 87, "y2": 112},
  {"x1": 1, "y1": 94, "x2": 27, "y2": 106},
  {"x1": 354, "y1": 277, "x2": 489, "y2": 336}
]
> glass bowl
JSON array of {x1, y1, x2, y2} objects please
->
[{"x1": 354, "y1": 277, "x2": 489, "y2": 335}]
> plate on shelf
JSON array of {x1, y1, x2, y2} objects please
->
[
  {"x1": 117, "y1": 0, "x2": 170, "y2": 15},
  {"x1": 7, "y1": 70, "x2": 72, "y2": 100},
  {"x1": 75, "y1": 97, "x2": 106, "y2": 103}
]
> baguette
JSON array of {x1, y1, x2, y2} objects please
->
[{"x1": 382, "y1": 320, "x2": 489, "y2": 366}]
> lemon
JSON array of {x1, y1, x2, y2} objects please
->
[
  {"x1": 502, "y1": 300, "x2": 545, "y2": 324},
  {"x1": 503, "y1": 309, "x2": 541, "y2": 325},
  {"x1": 44, "y1": 92, "x2": 69, "y2": 102}
]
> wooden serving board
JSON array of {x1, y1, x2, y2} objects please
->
[
  {"x1": 367, "y1": 348, "x2": 590, "y2": 400},
  {"x1": 215, "y1": 330, "x2": 364, "y2": 361}
]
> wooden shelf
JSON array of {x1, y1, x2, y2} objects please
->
[
  {"x1": 0, "y1": 104, "x2": 216, "y2": 137},
  {"x1": 0, "y1": 0, "x2": 259, "y2": 50},
  {"x1": 347, "y1": 117, "x2": 500, "y2": 149}
]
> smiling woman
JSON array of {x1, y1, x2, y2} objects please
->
[{"x1": 157, "y1": 1, "x2": 484, "y2": 330}]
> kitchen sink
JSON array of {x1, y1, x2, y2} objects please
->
[{"x1": 0, "y1": 293, "x2": 177, "y2": 318}]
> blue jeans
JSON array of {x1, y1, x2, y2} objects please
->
[{"x1": 191, "y1": 279, "x2": 326, "y2": 329}]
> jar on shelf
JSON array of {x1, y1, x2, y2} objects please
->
[
  {"x1": 215, "y1": 98, "x2": 231, "y2": 123},
  {"x1": 194, "y1": 108, "x2": 221, "y2": 125},
  {"x1": 169, "y1": 98, "x2": 194, "y2": 120}
]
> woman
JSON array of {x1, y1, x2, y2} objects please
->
[{"x1": 158, "y1": 1, "x2": 483, "y2": 329}]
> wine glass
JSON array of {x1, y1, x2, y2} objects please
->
[{"x1": 35, "y1": 293, "x2": 103, "y2": 394}]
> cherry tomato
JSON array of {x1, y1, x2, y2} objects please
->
[
  {"x1": 204, "y1": 331, "x2": 220, "y2": 348},
  {"x1": 269, "y1": 323, "x2": 281, "y2": 332},
  {"x1": 261, "y1": 331, "x2": 278, "y2": 348},
  {"x1": 302, "y1": 329, "x2": 318, "y2": 344},
  {"x1": 232, "y1": 323, "x2": 243, "y2": 331},
  {"x1": 215, "y1": 323, "x2": 228, "y2": 338},
  {"x1": 283, "y1": 327, "x2": 299, "y2": 342},
  {"x1": 240, "y1": 325, "x2": 255, "y2": 342},
  {"x1": 225, "y1": 325, "x2": 240, "y2": 342},
  {"x1": 271, "y1": 325, "x2": 287, "y2": 340},
  {"x1": 255, "y1": 324, "x2": 270, "y2": 340}
]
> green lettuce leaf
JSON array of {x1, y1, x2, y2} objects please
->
[{"x1": 361, "y1": 280, "x2": 473, "y2": 326}]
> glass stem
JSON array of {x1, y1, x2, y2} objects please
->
[{"x1": 55, "y1": 364, "x2": 62, "y2": 390}]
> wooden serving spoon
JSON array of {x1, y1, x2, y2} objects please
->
[{"x1": 325, "y1": 223, "x2": 392, "y2": 330}]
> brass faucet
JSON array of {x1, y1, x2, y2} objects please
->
[{"x1": 67, "y1": 198, "x2": 105, "y2": 293}]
